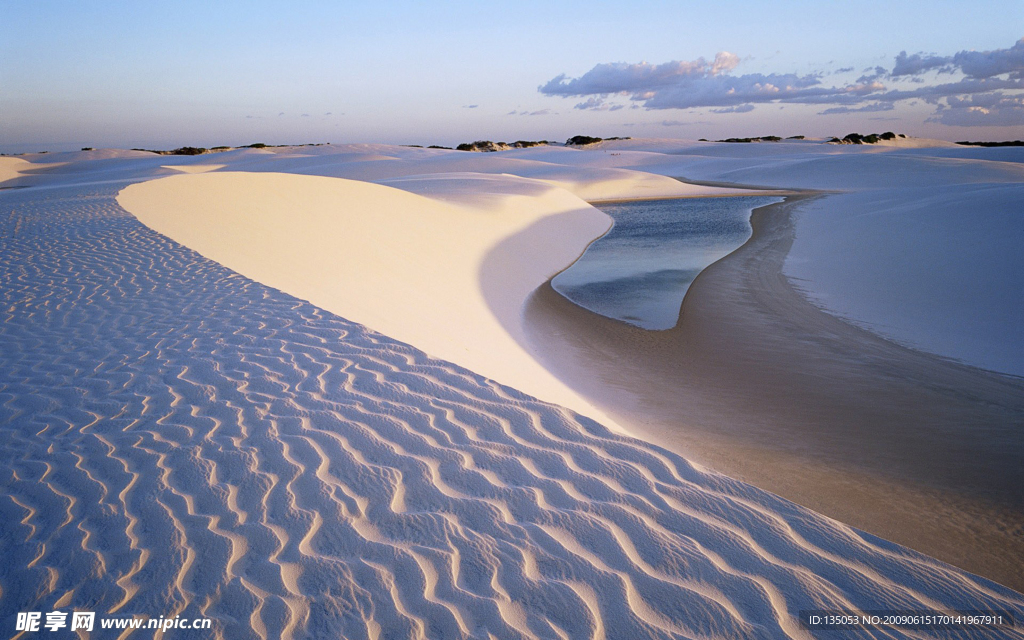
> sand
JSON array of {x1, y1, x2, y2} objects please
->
[
  {"x1": 526, "y1": 191, "x2": 1024, "y2": 593},
  {"x1": 2, "y1": 143, "x2": 1023, "y2": 638},
  {"x1": 117, "y1": 168, "x2": 746, "y2": 432}
]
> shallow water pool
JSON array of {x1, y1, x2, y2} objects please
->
[{"x1": 552, "y1": 195, "x2": 782, "y2": 329}]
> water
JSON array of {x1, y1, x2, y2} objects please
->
[{"x1": 552, "y1": 196, "x2": 782, "y2": 330}]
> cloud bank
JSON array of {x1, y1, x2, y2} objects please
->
[{"x1": 539, "y1": 38, "x2": 1024, "y2": 126}]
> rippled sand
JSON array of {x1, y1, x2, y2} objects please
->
[{"x1": 2, "y1": 149, "x2": 1022, "y2": 638}]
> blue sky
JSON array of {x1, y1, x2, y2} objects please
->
[{"x1": 1, "y1": 1, "x2": 1021, "y2": 152}]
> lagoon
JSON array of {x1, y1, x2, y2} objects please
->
[{"x1": 553, "y1": 195, "x2": 782, "y2": 329}]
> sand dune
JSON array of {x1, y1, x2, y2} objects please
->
[
  {"x1": 0, "y1": 157, "x2": 32, "y2": 185},
  {"x1": 2, "y1": 144, "x2": 1023, "y2": 638},
  {"x1": 2, "y1": 179, "x2": 1022, "y2": 639},
  {"x1": 118, "y1": 168, "x2": 743, "y2": 429}
]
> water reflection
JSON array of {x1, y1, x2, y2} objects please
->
[{"x1": 553, "y1": 196, "x2": 781, "y2": 329}]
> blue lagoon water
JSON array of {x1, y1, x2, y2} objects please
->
[{"x1": 552, "y1": 196, "x2": 782, "y2": 330}]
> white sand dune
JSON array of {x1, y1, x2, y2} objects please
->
[
  {"x1": 2, "y1": 145, "x2": 1023, "y2": 638},
  {"x1": 0, "y1": 157, "x2": 33, "y2": 184},
  {"x1": 118, "y1": 167, "x2": 743, "y2": 429}
]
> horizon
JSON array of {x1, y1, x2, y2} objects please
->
[{"x1": 2, "y1": 1, "x2": 1021, "y2": 154}]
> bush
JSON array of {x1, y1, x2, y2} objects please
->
[
  {"x1": 455, "y1": 140, "x2": 510, "y2": 152},
  {"x1": 171, "y1": 147, "x2": 207, "y2": 155},
  {"x1": 81, "y1": 147, "x2": 94, "y2": 151},
  {"x1": 566, "y1": 135, "x2": 602, "y2": 146},
  {"x1": 956, "y1": 140, "x2": 1024, "y2": 147},
  {"x1": 246, "y1": 143, "x2": 267, "y2": 149},
  {"x1": 718, "y1": 136, "x2": 782, "y2": 143}
]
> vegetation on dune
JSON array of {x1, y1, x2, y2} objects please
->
[
  {"x1": 170, "y1": 147, "x2": 208, "y2": 155},
  {"x1": 830, "y1": 131, "x2": 900, "y2": 145},
  {"x1": 956, "y1": 140, "x2": 1024, "y2": 147},
  {"x1": 717, "y1": 136, "x2": 782, "y2": 143},
  {"x1": 456, "y1": 140, "x2": 509, "y2": 152},
  {"x1": 81, "y1": 147, "x2": 94, "y2": 151},
  {"x1": 565, "y1": 134, "x2": 602, "y2": 145},
  {"x1": 454, "y1": 139, "x2": 561, "y2": 151}
]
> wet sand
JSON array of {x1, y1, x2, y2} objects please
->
[{"x1": 524, "y1": 191, "x2": 1024, "y2": 593}]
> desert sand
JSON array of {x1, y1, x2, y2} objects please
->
[{"x1": 2, "y1": 141, "x2": 1022, "y2": 638}]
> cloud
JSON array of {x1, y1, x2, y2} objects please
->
[
  {"x1": 710, "y1": 104, "x2": 755, "y2": 113},
  {"x1": 819, "y1": 103, "x2": 895, "y2": 115},
  {"x1": 463, "y1": 104, "x2": 478, "y2": 109},
  {"x1": 521, "y1": 109, "x2": 552, "y2": 116},
  {"x1": 892, "y1": 38, "x2": 1024, "y2": 79},
  {"x1": 574, "y1": 97, "x2": 606, "y2": 110},
  {"x1": 540, "y1": 51, "x2": 743, "y2": 97},
  {"x1": 660, "y1": 119, "x2": 712, "y2": 126},
  {"x1": 835, "y1": 67, "x2": 854, "y2": 74},
  {"x1": 574, "y1": 96, "x2": 628, "y2": 111},
  {"x1": 955, "y1": 38, "x2": 1024, "y2": 79},
  {"x1": 538, "y1": 37, "x2": 1024, "y2": 127},
  {"x1": 891, "y1": 51, "x2": 951, "y2": 76},
  {"x1": 856, "y1": 66, "x2": 887, "y2": 83},
  {"x1": 928, "y1": 92, "x2": 1024, "y2": 126}
]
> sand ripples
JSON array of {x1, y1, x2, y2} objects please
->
[{"x1": 1, "y1": 183, "x2": 1021, "y2": 639}]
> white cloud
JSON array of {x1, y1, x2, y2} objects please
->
[
  {"x1": 819, "y1": 103, "x2": 895, "y2": 115},
  {"x1": 928, "y1": 92, "x2": 1024, "y2": 126},
  {"x1": 538, "y1": 38, "x2": 1024, "y2": 127},
  {"x1": 710, "y1": 104, "x2": 755, "y2": 113},
  {"x1": 574, "y1": 97, "x2": 606, "y2": 110}
]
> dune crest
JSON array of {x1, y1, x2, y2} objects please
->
[{"x1": 118, "y1": 171, "x2": 619, "y2": 428}]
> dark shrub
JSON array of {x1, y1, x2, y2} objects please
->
[
  {"x1": 171, "y1": 147, "x2": 207, "y2": 155},
  {"x1": 566, "y1": 135, "x2": 602, "y2": 146}
]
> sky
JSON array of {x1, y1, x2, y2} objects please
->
[{"x1": 1, "y1": 1, "x2": 1022, "y2": 152}]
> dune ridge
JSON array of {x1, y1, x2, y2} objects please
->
[{"x1": 3, "y1": 182, "x2": 1022, "y2": 638}]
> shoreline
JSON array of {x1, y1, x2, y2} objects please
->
[{"x1": 524, "y1": 191, "x2": 1024, "y2": 593}]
